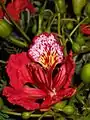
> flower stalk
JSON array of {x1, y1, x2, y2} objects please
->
[
  {"x1": 2, "y1": 110, "x2": 53, "y2": 118},
  {"x1": 61, "y1": 18, "x2": 77, "y2": 22},
  {"x1": 37, "y1": 13, "x2": 43, "y2": 35},
  {"x1": 70, "y1": 16, "x2": 88, "y2": 37},
  {"x1": 37, "y1": 0, "x2": 47, "y2": 35},
  {"x1": 2, "y1": 110, "x2": 21, "y2": 116},
  {"x1": 7, "y1": 35, "x2": 28, "y2": 48},
  {"x1": 57, "y1": 13, "x2": 61, "y2": 35},
  {"x1": 0, "y1": 60, "x2": 6, "y2": 64}
]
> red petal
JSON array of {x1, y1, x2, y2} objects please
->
[
  {"x1": 0, "y1": 8, "x2": 4, "y2": 18},
  {"x1": 13, "y1": 0, "x2": 36, "y2": 13},
  {"x1": 53, "y1": 64, "x2": 66, "y2": 90},
  {"x1": 6, "y1": 52, "x2": 29, "y2": 72},
  {"x1": 28, "y1": 63, "x2": 50, "y2": 91},
  {"x1": 27, "y1": 3, "x2": 36, "y2": 13},
  {"x1": 3, "y1": 86, "x2": 46, "y2": 110},
  {"x1": 40, "y1": 87, "x2": 75, "y2": 110},
  {"x1": 64, "y1": 51, "x2": 75, "y2": 88},
  {"x1": 47, "y1": 62, "x2": 58, "y2": 89},
  {"x1": 80, "y1": 24, "x2": 90, "y2": 35},
  {"x1": 40, "y1": 96, "x2": 52, "y2": 109},
  {"x1": 6, "y1": 52, "x2": 29, "y2": 68},
  {"x1": 3, "y1": 87, "x2": 39, "y2": 110},
  {"x1": 40, "y1": 94, "x2": 62, "y2": 110},
  {"x1": 58, "y1": 88, "x2": 76, "y2": 98},
  {"x1": 14, "y1": 0, "x2": 27, "y2": 11},
  {"x1": 24, "y1": 86, "x2": 47, "y2": 98},
  {"x1": 6, "y1": 52, "x2": 33, "y2": 89},
  {"x1": 53, "y1": 51, "x2": 75, "y2": 90},
  {"x1": 6, "y1": 2, "x2": 20, "y2": 22}
]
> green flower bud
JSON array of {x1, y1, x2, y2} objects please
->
[
  {"x1": 85, "y1": 2, "x2": 90, "y2": 17},
  {"x1": 76, "y1": 34, "x2": 85, "y2": 46},
  {"x1": 63, "y1": 105, "x2": 75, "y2": 115},
  {"x1": 53, "y1": 100, "x2": 67, "y2": 111},
  {"x1": 0, "y1": 20, "x2": 12, "y2": 38},
  {"x1": 72, "y1": 42, "x2": 81, "y2": 53},
  {"x1": 66, "y1": 22, "x2": 74, "y2": 30},
  {"x1": 21, "y1": 112, "x2": 31, "y2": 120}
]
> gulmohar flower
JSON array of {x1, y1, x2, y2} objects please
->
[
  {"x1": 3, "y1": 33, "x2": 76, "y2": 110},
  {"x1": 0, "y1": 0, "x2": 36, "y2": 22},
  {"x1": 80, "y1": 24, "x2": 90, "y2": 35},
  {"x1": 0, "y1": 0, "x2": 5, "y2": 19}
]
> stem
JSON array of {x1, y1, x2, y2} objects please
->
[
  {"x1": 70, "y1": 17, "x2": 88, "y2": 37},
  {"x1": 61, "y1": 18, "x2": 77, "y2": 22},
  {"x1": 54, "y1": 33, "x2": 62, "y2": 39},
  {"x1": 44, "y1": 9, "x2": 53, "y2": 16},
  {"x1": 79, "y1": 47, "x2": 90, "y2": 54},
  {"x1": 77, "y1": 16, "x2": 80, "y2": 22},
  {"x1": 61, "y1": 15, "x2": 68, "y2": 56},
  {"x1": 25, "y1": 9, "x2": 31, "y2": 32},
  {"x1": 83, "y1": 107, "x2": 90, "y2": 110},
  {"x1": 37, "y1": 0, "x2": 47, "y2": 35},
  {"x1": 68, "y1": 95, "x2": 75, "y2": 105},
  {"x1": 37, "y1": 14, "x2": 43, "y2": 35},
  {"x1": 8, "y1": 35, "x2": 28, "y2": 48},
  {"x1": 77, "y1": 82, "x2": 85, "y2": 91},
  {"x1": 57, "y1": 13, "x2": 61, "y2": 35},
  {"x1": 38, "y1": 112, "x2": 50, "y2": 120},
  {"x1": 76, "y1": 93, "x2": 85, "y2": 105},
  {"x1": 54, "y1": 1, "x2": 61, "y2": 35},
  {"x1": 0, "y1": 60, "x2": 6, "y2": 64},
  {"x1": 46, "y1": 14, "x2": 57, "y2": 32},
  {"x1": 0, "y1": 2, "x2": 31, "y2": 43},
  {"x1": 65, "y1": 34, "x2": 73, "y2": 44},
  {"x1": 2, "y1": 110, "x2": 53, "y2": 117},
  {"x1": 2, "y1": 110, "x2": 21, "y2": 116},
  {"x1": 84, "y1": 36, "x2": 90, "y2": 41},
  {"x1": 31, "y1": 114, "x2": 52, "y2": 117}
]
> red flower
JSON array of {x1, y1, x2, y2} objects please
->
[
  {"x1": 0, "y1": 8, "x2": 4, "y2": 19},
  {"x1": 0, "y1": 0, "x2": 36, "y2": 22},
  {"x1": 3, "y1": 33, "x2": 76, "y2": 110},
  {"x1": 0, "y1": 0, "x2": 5, "y2": 18},
  {"x1": 80, "y1": 24, "x2": 90, "y2": 35},
  {"x1": 13, "y1": 0, "x2": 36, "y2": 13}
]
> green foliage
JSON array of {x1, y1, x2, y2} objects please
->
[{"x1": 0, "y1": 112, "x2": 9, "y2": 120}]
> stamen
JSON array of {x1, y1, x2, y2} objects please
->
[
  {"x1": 39, "y1": 51, "x2": 59, "y2": 69},
  {"x1": 49, "y1": 88, "x2": 56, "y2": 97}
]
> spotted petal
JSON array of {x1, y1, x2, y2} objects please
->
[{"x1": 28, "y1": 33, "x2": 63, "y2": 69}]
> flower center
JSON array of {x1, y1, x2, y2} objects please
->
[
  {"x1": 39, "y1": 51, "x2": 59, "y2": 69},
  {"x1": 49, "y1": 88, "x2": 56, "y2": 97}
]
